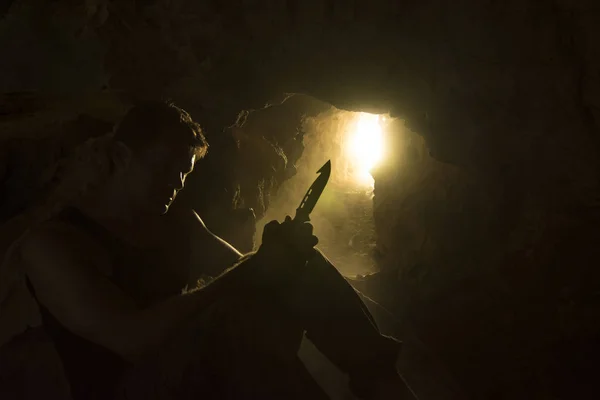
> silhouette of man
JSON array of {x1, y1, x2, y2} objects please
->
[{"x1": 19, "y1": 101, "x2": 415, "y2": 399}]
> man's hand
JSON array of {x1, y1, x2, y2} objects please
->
[
  {"x1": 259, "y1": 215, "x2": 318, "y2": 265},
  {"x1": 249, "y1": 216, "x2": 318, "y2": 290}
]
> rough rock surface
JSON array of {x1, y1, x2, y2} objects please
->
[{"x1": 2, "y1": 1, "x2": 600, "y2": 399}]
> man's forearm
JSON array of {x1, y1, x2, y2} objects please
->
[
  {"x1": 188, "y1": 246, "x2": 242, "y2": 287},
  {"x1": 128, "y1": 253, "x2": 256, "y2": 358},
  {"x1": 188, "y1": 224, "x2": 244, "y2": 284}
]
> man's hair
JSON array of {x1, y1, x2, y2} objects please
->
[{"x1": 114, "y1": 100, "x2": 209, "y2": 158}]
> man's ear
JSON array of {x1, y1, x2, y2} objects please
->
[{"x1": 111, "y1": 141, "x2": 132, "y2": 170}]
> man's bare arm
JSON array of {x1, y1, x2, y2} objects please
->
[
  {"x1": 21, "y1": 223, "x2": 244, "y2": 362},
  {"x1": 187, "y1": 210, "x2": 243, "y2": 286}
]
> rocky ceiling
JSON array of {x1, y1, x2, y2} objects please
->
[
  {"x1": 2, "y1": 1, "x2": 600, "y2": 399},
  {"x1": 2, "y1": 1, "x2": 598, "y2": 166}
]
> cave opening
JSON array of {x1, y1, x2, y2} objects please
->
[{"x1": 252, "y1": 100, "x2": 395, "y2": 278}]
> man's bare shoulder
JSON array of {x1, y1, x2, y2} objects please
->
[{"x1": 19, "y1": 219, "x2": 140, "y2": 350}]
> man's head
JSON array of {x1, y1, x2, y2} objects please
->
[{"x1": 110, "y1": 100, "x2": 208, "y2": 215}]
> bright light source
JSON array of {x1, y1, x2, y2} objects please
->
[{"x1": 347, "y1": 113, "x2": 384, "y2": 186}]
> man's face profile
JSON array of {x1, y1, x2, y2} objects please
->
[{"x1": 119, "y1": 135, "x2": 196, "y2": 215}]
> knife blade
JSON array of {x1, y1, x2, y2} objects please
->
[{"x1": 294, "y1": 160, "x2": 331, "y2": 223}]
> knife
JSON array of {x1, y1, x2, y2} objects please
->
[{"x1": 293, "y1": 160, "x2": 331, "y2": 223}]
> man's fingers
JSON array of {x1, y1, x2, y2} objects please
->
[
  {"x1": 293, "y1": 221, "x2": 313, "y2": 235},
  {"x1": 262, "y1": 220, "x2": 281, "y2": 238},
  {"x1": 289, "y1": 222, "x2": 317, "y2": 253},
  {"x1": 292, "y1": 222, "x2": 315, "y2": 246},
  {"x1": 262, "y1": 218, "x2": 318, "y2": 256},
  {"x1": 304, "y1": 233, "x2": 318, "y2": 250},
  {"x1": 264, "y1": 220, "x2": 281, "y2": 230},
  {"x1": 304, "y1": 222, "x2": 314, "y2": 236}
]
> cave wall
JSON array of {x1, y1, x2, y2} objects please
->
[{"x1": 2, "y1": 1, "x2": 600, "y2": 399}]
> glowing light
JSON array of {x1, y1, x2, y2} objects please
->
[{"x1": 347, "y1": 113, "x2": 384, "y2": 186}]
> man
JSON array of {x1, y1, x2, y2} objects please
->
[{"x1": 19, "y1": 101, "x2": 415, "y2": 399}]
